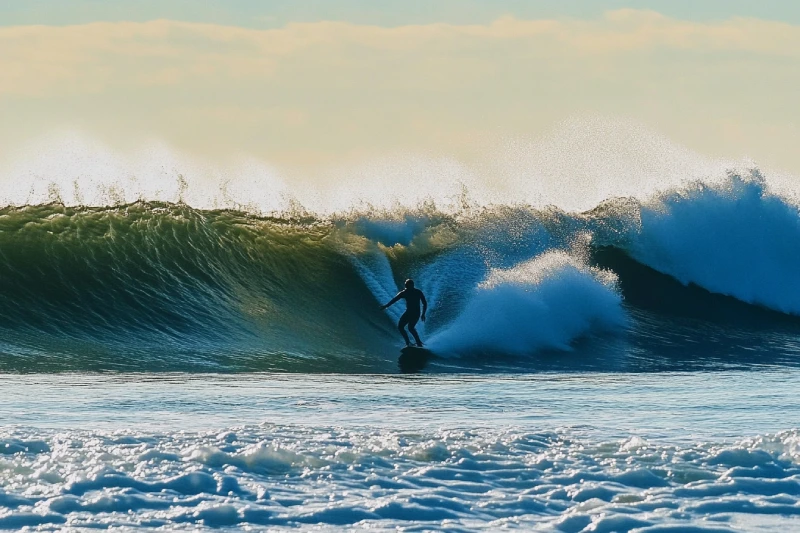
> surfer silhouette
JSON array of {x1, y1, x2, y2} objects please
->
[{"x1": 381, "y1": 279, "x2": 428, "y2": 347}]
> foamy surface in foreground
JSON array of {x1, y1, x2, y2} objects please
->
[{"x1": 2, "y1": 372, "x2": 799, "y2": 531}]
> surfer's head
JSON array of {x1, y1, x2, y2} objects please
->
[{"x1": 404, "y1": 279, "x2": 415, "y2": 289}]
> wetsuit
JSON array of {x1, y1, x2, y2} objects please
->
[{"x1": 385, "y1": 287, "x2": 428, "y2": 346}]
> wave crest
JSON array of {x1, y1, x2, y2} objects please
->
[{"x1": 627, "y1": 170, "x2": 800, "y2": 314}]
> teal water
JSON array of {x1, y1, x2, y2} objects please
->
[{"x1": 2, "y1": 371, "x2": 798, "y2": 437}]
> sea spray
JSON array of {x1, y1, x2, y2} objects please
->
[{"x1": 429, "y1": 251, "x2": 625, "y2": 355}]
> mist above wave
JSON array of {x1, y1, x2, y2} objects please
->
[{"x1": 0, "y1": 117, "x2": 729, "y2": 215}]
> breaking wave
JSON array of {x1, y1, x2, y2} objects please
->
[{"x1": 1, "y1": 165, "x2": 800, "y2": 372}]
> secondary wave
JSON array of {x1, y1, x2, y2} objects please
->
[{"x1": 587, "y1": 169, "x2": 800, "y2": 316}]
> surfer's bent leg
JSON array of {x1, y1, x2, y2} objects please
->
[
  {"x1": 407, "y1": 315, "x2": 423, "y2": 346},
  {"x1": 398, "y1": 312, "x2": 412, "y2": 346}
]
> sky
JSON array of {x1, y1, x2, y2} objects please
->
[{"x1": 1, "y1": 0, "x2": 799, "y2": 177}]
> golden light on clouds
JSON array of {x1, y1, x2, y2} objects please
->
[{"x1": 1, "y1": 10, "x2": 798, "y2": 171}]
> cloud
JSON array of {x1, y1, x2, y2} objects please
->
[
  {"x1": 2, "y1": 11, "x2": 799, "y2": 96},
  {"x1": 0, "y1": 10, "x2": 799, "y2": 172}
]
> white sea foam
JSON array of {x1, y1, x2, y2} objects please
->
[
  {"x1": 429, "y1": 251, "x2": 625, "y2": 355},
  {"x1": 3, "y1": 370, "x2": 800, "y2": 531},
  {"x1": 1, "y1": 426, "x2": 799, "y2": 531}
]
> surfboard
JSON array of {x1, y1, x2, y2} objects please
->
[
  {"x1": 400, "y1": 345, "x2": 430, "y2": 353},
  {"x1": 398, "y1": 346, "x2": 433, "y2": 373}
]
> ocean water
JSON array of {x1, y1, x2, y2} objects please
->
[
  {"x1": 3, "y1": 372, "x2": 800, "y2": 531},
  {"x1": 2, "y1": 144, "x2": 800, "y2": 530}
]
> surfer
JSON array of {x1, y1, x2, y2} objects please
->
[{"x1": 381, "y1": 279, "x2": 428, "y2": 347}]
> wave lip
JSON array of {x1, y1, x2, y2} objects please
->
[
  {"x1": 627, "y1": 171, "x2": 800, "y2": 315},
  {"x1": 428, "y1": 251, "x2": 626, "y2": 356}
]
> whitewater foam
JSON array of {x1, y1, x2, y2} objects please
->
[
  {"x1": 2, "y1": 367, "x2": 800, "y2": 530},
  {"x1": 429, "y1": 252, "x2": 625, "y2": 355},
  {"x1": 2, "y1": 423, "x2": 800, "y2": 531}
]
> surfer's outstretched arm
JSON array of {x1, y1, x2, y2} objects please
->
[
  {"x1": 381, "y1": 291, "x2": 404, "y2": 310},
  {"x1": 420, "y1": 291, "x2": 428, "y2": 321}
]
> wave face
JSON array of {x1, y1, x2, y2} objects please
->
[
  {"x1": 2, "y1": 169, "x2": 800, "y2": 372},
  {"x1": 0, "y1": 203, "x2": 385, "y2": 372}
]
